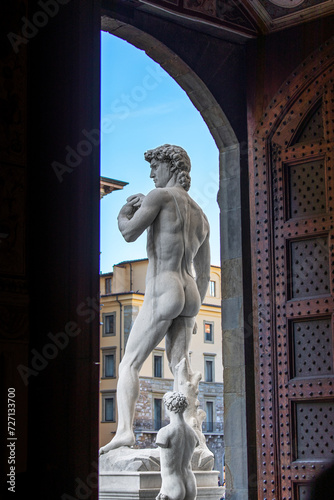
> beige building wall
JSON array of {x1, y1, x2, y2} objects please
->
[{"x1": 99, "y1": 259, "x2": 223, "y2": 448}]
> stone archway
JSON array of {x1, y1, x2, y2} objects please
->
[
  {"x1": 101, "y1": 17, "x2": 237, "y2": 151},
  {"x1": 100, "y1": 15, "x2": 251, "y2": 500}
]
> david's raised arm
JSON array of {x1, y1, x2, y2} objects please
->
[{"x1": 117, "y1": 189, "x2": 164, "y2": 243}]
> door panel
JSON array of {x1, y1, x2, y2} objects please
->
[
  {"x1": 272, "y1": 78, "x2": 334, "y2": 498},
  {"x1": 250, "y1": 46, "x2": 334, "y2": 500}
]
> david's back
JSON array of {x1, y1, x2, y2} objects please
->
[{"x1": 146, "y1": 187, "x2": 208, "y2": 273}]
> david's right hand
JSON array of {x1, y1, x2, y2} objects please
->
[{"x1": 127, "y1": 193, "x2": 145, "y2": 209}]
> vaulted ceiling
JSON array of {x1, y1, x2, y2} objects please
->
[{"x1": 132, "y1": 0, "x2": 334, "y2": 39}]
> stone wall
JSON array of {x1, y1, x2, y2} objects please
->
[
  {"x1": 134, "y1": 377, "x2": 173, "y2": 432},
  {"x1": 198, "y1": 381, "x2": 224, "y2": 432},
  {"x1": 198, "y1": 381, "x2": 224, "y2": 477},
  {"x1": 206, "y1": 434, "x2": 224, "y2": 478}
]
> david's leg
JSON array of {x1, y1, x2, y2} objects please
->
[
  {"x1": 166, "y1": 316, "x2": 196, "y2": 384},
  {"x1": 99, "y1": 354, "x2": 140, "y2": 454},
  {"x1": 100, "y1": 304, "x2": 172, "y2": 454},
  {"x1": 166, "y1": 316, "x2": 195, "y2": 392}
]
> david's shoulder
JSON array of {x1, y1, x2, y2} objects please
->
[
  {"x1": 142, "y1": 188, "x2": 171, "y2": 208},
  {"x1": 146, "y1": 188, "x2": 172, "y2": 200},
  {"x1": 188, "y1": 196, "x2": 210, "y2": 225}
]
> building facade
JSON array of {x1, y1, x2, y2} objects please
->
[{"x1": 99, "y1": 259, "x2": 224, "y2": 474}]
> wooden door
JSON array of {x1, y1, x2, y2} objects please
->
[{"x1": 250, "y1": 45, "x2": 334, "y2": 500}]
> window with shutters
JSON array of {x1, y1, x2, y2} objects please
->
[
  {"x1": 102, "y1": 348, "x2": 116, "y2": 378},
  {"x1": 153, "y1": 354, "x2": 163, "y2": 378},
  {"x1": 103, "y1": 312, "x2": 116, "y2": 336},
  {"x1": 102, "y1": 392, "x2": 115, "y2": 422},
  {"x1": 153, "y1": 398, "x2": 162, "y2": 430},
  {"x1": 204, "y1": 321, "x2": 214, "y2": 343}
]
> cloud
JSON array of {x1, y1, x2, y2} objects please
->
[
  {"x1": 128, "y1": 101, "x2": 182, "y2": 119},
  {"x1": 103, "y1": 100, "x2": 183, "y2": 123}
]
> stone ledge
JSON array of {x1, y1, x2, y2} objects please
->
[
  {"x1": 99, "y1": 445, "x2": 215, "y2": 472},
  {"x1": 99, "y1": 470, "x2": 225, "y2": 500}
]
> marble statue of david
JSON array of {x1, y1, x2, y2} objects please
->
[{"x1": 100, "y1": 144, "x2": 210, "y2": 454}]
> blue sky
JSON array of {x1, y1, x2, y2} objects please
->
[{"x1": 100, "y1": 31, "x2": 221, "y2": 273}]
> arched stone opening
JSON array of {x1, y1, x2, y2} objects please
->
[
  {"x1": 101, "y1": 15, "x2": 251, "y2": 500},
  {"x1": 101, "y1": 17, "x2": 237, "y2": 151}
]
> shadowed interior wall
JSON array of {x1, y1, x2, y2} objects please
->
[
  {"x1": 1, "y1": 1, "x2": 101, "y2": 499},
  {"x1": 27, "y1": 0, "x2": 101, "y2": 496}
]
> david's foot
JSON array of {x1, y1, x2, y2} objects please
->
[
  {"x1": 156, "y1": 494, "x2": 169, "y2": 500},
  {"x1": 99, "y1": 431, "x2": 135, "y2": 455}
]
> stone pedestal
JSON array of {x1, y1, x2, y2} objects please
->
[{"x1": 99, "y1": 470, "x2": 225, "y2": 499}]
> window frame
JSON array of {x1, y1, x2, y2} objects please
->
[
  {"x1": 204, "y1": 321, "x2": 214, "y2": 343},
  {"x1": 153, "y1": 352, "x2": 163, "y2": 378},
  {"x1": 209, "y1": 280, "x2": 216, "y2": 297},
  {"x1": 204, "y1": 355, "x2": 215, "y2": 382},
  {"x1": 102, "y1": 391, "x2": 116, "y2": 423},
  {"x1": 105, "y1": 277, "x2": 112, "y2": 295},
  {"x1": 102, "y1": 348, "x2": 116, "y2": 378},
  {"x1": 205, "y1": 400, "x2": 214, "y2": 432},
  {"x1": 153, "y1": 397, "x2": 163, "y2": 431},
  {"x1": 102, "y1": 312, "x2": 116, "y2": 337}
]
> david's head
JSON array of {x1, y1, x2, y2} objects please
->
[{"x1": 144, "y1": 144, "x2": 191, "y2": 191}]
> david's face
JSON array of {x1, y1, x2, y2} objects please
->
[{"x1": 150, "y1": 159, "x2": 172, "y2": 188}]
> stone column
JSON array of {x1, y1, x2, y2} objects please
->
[{"x1": 218, "y1": 144, "x2": 254, "y2": 500}]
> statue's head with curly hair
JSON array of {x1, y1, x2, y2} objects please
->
[
  {"x1": 144, "y1": 144, "x2": 191, "y2": 191},
  {"x1": 163, "y1": 391, "x2": 188, "y2": 414}
]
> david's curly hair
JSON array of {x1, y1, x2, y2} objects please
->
[
  {"x1": 144, "y1": 144, "x2": 191, "y2": 191},
  {"x1": 163, "y1": 391, "x2": 188, "y2": 414}
]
